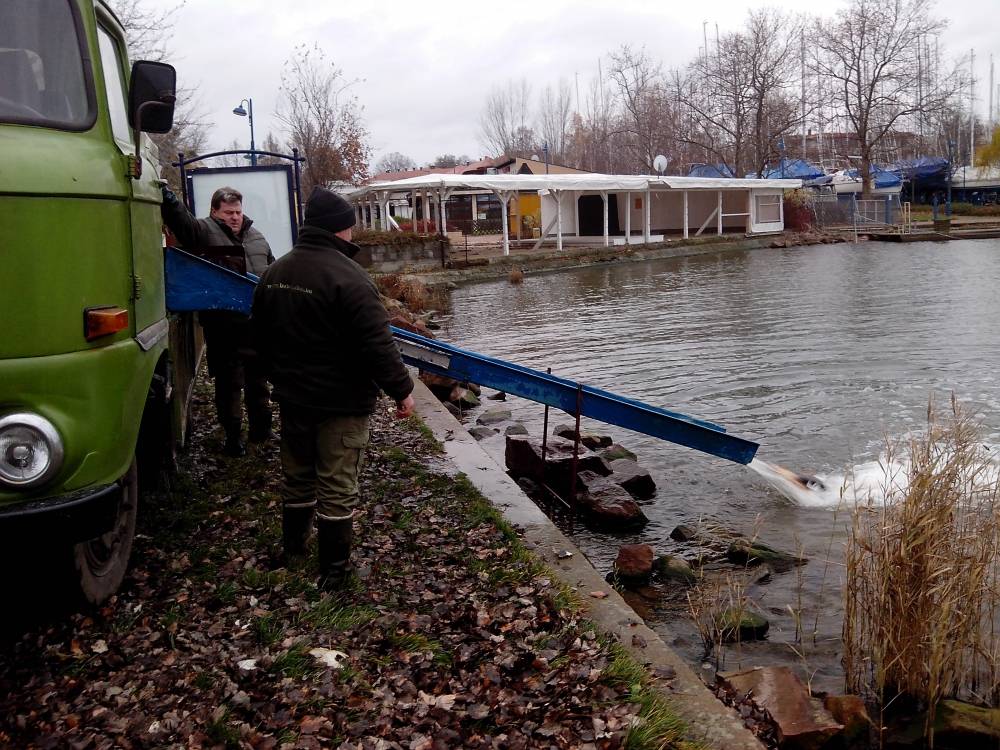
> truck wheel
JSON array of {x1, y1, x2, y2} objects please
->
[{"x1": 72, "y1": 459, "x2": 139, "y2": 605}]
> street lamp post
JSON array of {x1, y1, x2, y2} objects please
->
[
  {"x1": 233, "y1": 98, "x2": 256, "y2": 166},
  {"x1": 542, "y1": 142, "x2": 550, "y2": 174},
  {"x1": 946, "y1": 139, "x2": 955, "y2": 217}
]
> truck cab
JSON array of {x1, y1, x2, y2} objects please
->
[{"x1": 0, "y1": 0, "x2": 179, "y2": 604}]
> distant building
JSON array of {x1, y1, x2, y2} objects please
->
[{"x1": 367, "y1": 155, "x2": 589, "y2": 230}]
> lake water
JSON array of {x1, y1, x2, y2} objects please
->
[{"x1": 440, "y1": 239, "x2": 1000, "y2": 693}]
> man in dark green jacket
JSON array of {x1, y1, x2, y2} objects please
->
[
  {"x1": 251, "y1": 186, "x2": 414, "y2": 589},
  {"x1": 162, "y1": 185, "x2": 275, "y2": 456}
]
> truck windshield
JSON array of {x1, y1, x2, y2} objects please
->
[{"x1": 0, "y1": 0, "x2": 92, "y2": 129}]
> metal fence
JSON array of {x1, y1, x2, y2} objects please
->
[{"x1": 810, "y1": 194, "x2": 904, "y2": 231}]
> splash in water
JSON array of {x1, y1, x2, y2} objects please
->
[{"x1": 749, "y1": 444, "x2": 1000, "y2": 508}]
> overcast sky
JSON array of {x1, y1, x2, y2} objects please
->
[{"x1": 164, "y1": 0, "x2": 998, "y2": 169}]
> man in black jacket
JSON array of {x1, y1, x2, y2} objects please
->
[
  {"x1": 251, "y1": 186, "x2": 414, "y2": 589},
  {"x1": 162, "y1": 185, "x2": 275, "y2": 456}
]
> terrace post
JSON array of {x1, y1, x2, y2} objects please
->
[
  {"x1": 601, "y1": 191, "x2": 609, "y2": 247},
  {"x1": 643, "y1": 188, "x2": 650, "y2": 243},
  {"x1": 625, "y1": 192, "x2": 632, "y2": 243},
  {"x1": 683, "y1": 190, "x2": 689, "y2": 239}
]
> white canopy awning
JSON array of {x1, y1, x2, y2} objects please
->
[{"x1": 350, "y1": 172, "x2": 801, "y2": 199}]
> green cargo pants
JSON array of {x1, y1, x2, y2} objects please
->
[{"x1": 279, "y1": 403, "x2": 370, "y2": 520}]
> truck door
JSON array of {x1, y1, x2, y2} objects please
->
[{"x1": 95, "y1": 20, "x2": 165, "y2": 335}]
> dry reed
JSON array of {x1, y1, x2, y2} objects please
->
[
  {"x1": 843, "y1": 396, "x2": 1000, "y2": 737},
  {"x1": 375, "y1": 274, "x2": 450, "y2": 313}
]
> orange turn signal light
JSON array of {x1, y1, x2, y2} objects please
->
[{"x1": 84, "y1": 306, "x2": 130, "y2": 341}]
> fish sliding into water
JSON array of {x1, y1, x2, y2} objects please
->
[
  {"x1": 748, "y1": 458, "x2": 840, "y2": 507},
  {"x1": 749, "y1": 445, "x2": 1000, "y2": 509}
]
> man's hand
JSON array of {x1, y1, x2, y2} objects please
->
[
  {"x1": 160, "y1": 184, "x2": 180, "y2": 207},
  {"x1": 395, "y1": 395, "x2": 415, "y2": 419}
]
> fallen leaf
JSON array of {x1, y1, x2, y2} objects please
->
[{"x1": 309, "y1": 648, "x2": 348, "y2": 669}]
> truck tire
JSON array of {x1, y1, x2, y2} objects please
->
[{"x1": 71, "y1": 459, "x2": 138, "y2": 605}]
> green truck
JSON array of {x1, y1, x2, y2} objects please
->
[{"x1": 0, "y1": 0, "x2": 192, "y2": 604}]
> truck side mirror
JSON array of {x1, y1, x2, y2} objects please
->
[{"x1": 128, "y1": 60, "x2": 176, "y2": 134}]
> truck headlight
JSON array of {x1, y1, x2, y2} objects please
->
[{"x1": 0, "y1": 413, "x2": 64, "y2": 488}]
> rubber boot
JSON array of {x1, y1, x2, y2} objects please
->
[
  {"x1": 223, "y1": 421, "x2": 246, "y2": 457},
  {"x1": 317, "y1": 516, "x2": 353, "y2": 591},
  {"x1": 248, "y1": 412, "x2": 274, "y2": 444},
  {"x1": 282, "y1": 503, "x2": 315, "y2": 559}
]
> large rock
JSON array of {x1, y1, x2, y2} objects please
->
[
  {"x1": 670, "y1": 524, "x2": 699, "y2": 542},
  {"x1": 553, "y1": 424, "x2": 613, "y2": 451},
  {"x1": 504, "y1": 436, "x2": 611, "y2": 490},
  {"x1": 727, "y1": 539, "x2": 807, "y2": 572},
  {"x1": 823, "y1": 695, "x2": 871, "y2": 747},
  {"x1": 468, "y1": 426, "x2": 496, "y2": 441},
  {"x1": 613, "y1": 544, "x2": 655, "y2": 585},
  {"x1": 654, "y1": 554, "x2": 697, "y2": 587},
  {"x1": 720, "y1": 667, "x2": 842, "y2": 749},
  {"x1": 454, "y1": 387, "x2": 480, "y2": 409},
  {"x1": 420, "y1": 372, "x2": 461, "y2": 401},
  {"x1": 504, "y1": 435, "x2": 611, "y2": 490},
  {"x1": 575, "y1": 471, "x2": 649, "y2": 530},
  {"x1": 714, "y1": 608, "x2": 770, "y2": 642},
  {"x1": 477, "y1": 408, "x2": 512, "y2": 425},
  {"x1": 600, "y1": 444, "x2": 637, "y2": 462},
  {"x1": 931, "y1": 700, "x2": 1000, "y2": 747},
  {"x1": 389, "y1": 315, "x2": 433, "y2": 337},
  {"x1": 504, "y1": 424, "x2": 529, "y2": 436},
  {"x1": 609, "y1": 458, "x2": 656, "y2": 500}
]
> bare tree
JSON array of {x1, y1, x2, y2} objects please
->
[
  {"x1": 375, "y1": 151, "x2": 416, "y2": 174},
  {"x1": 276, "y1": 44, "x2": 371, "y2": 191},
  {"x1": 256, "y1": 132, "x2": 286, "y2": 166},
  {"x1": 427, "y1": 154, "x2": 473, "y2": 168},
  {"x1": 537, "y1": 79, "x2": 573, "y2": 164},
  {"x1": 812, "y1": 0, "x2": 952, "y2": 195},
  {"x1": 744, "y1": 10, "x2": 805, "y2": 177},
  {"x1": 479, "y1": 78, "x2": 535, "y2": 157},
  {"x1": 109, "y1": 0, "x2": 208, "y2": 191},
  {"x1": 607, "y1": 45, "x2": 673, "y2": 172},
  {"x1": 677, "y1": 10, "x2": 802, "y2": 177}
]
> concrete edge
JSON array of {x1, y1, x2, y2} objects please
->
[
  {"x1": 407, "y1": 235, "x2": 796, "y2": 285},
  {"x1": 409, "y1": 377, "x2": 764, "y2": 750}
]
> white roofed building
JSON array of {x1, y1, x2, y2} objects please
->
[{"x1": 350, "y1": 172, "x2": 801, "y2": 256}]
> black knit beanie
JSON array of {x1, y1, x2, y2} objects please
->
[{"x1": 303, "y1": 186, "x2": 356, "y2": 233}]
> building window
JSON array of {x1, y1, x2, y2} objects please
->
[{"x1": 755, "y1": 193, "x2": 781, "y2": 224}]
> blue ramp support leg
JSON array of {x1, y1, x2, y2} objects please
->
[{"x1": 164, "y1": 246, "x2": 759, "y2": 465}]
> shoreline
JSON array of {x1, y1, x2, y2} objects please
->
[{"x1": 399, "y1": 231, "x2": 846, "y2": 285}]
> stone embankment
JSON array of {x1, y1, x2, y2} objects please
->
[{"x1": 397, "y1": 230, "x2": 848, "y2": 285}]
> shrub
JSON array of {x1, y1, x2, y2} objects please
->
[
  {"x1": 353, "y1": 229, "x2": 447, "y2": 247},
  {"x1": 394, "y1": 219, "x2": 439, "y2": 233},
  {"x1": 375, "y1": 273, "x2": 449, "y2": 313},
  {"x1": 843, "y1": 396, "x2": 1000, "y2": 737},
  {"x1": 783, "y1": 189, "x2": 815, "y2": 230}
]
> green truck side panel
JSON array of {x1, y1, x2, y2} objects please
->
[
  {"x1": 0, "y1": 194, "x2": 133, "y2": 359},
  {"x1": 0, "y1": 1, "x2": 170, "y2": 508},
  {"x1": 0, "y1": 123, "x2": 124, "y2": 199},
  {"x1": 0, "y1": 338, "x2": 164, "y2": 505},
  {"x1": 130, "y1": 177, "x2": 167, "y2": 332}
]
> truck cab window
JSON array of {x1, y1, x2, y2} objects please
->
[
  {"x1": 0, "y1": 0, "x2": 92, "y2": 129},
  {"x1": 96, "y1": 26, "x2": 133, "y2": 148}
]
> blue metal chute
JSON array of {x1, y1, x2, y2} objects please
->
[
  {"x1": 165, "y1": 246, "x2": 256, "y2": 314},
  {"x1": 164, "y1": 246, "x2": 759, "y2": 465},
  {"x1": 392, "y1": 329, "x2": 759, "y2": 465}
]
